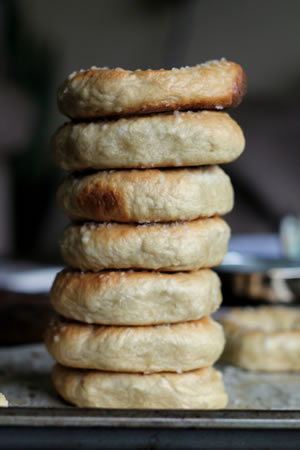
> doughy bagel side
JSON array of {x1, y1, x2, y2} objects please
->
[
  {"x1": 45, "y1": 316, "x2": 225, "y2": 372},
  {"x1": 56, "y1": 166, "x2": 234, "y2": 223},
  {"x1": 58, "y1": 60, "x2": 247, "y2": 119},
  {"x1": 59, "y1": 218, "x2": 230, "y2": 272},
  {"x1": 50, "y1": 269, "x2": 222, "y2": 325},
  {"x1": 0, "y1": 393, "x2": 8, "y2": 407},
  {"x1": 52, "y1": 111, "x2": 245, "y2": 171},
  {"x1": 220, "y1": 307, "x2": 300, "y2": 371},
  {"x1": 52, "y1": 364, "x2": 228, "y2": 409}
]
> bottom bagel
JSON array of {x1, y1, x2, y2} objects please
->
[
  {"x1": 52, "y1": 364, "x2": 228, "y2": 409},
  {"x1": 45, "y1": 316, "x2": 225, "y2": 372},
  {"x1": 220, "y1": 306, "x2": 300, "y2": 371}
]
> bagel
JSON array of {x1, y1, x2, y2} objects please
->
[
  {"x1": 56, "y1": 166, "x2": 233, "y2": 223},
  {"x1": 45, "y1": 315, "x2": 225, "y2": 372},
  {"x1": 57, "y1": 59, "x2": 246, "y2": 119},
  {"x1": 52, "y1": 364, "x2": 228, "y2": 409},
  {"x1": 52, "y1": 111, "x2": 245, "y2": 171},
  {"x1": 59, "y1": 217, "x2": 230, "y2": 272},
  {"x1": 220, "y1": 307, "x2": 300, "y2": 371},
  {"x1": 50, "y1": 269, "x2": 222, "y2": 325},
  {"x1": 0, "y1": 394, "x2": 8, "y2": 407}
]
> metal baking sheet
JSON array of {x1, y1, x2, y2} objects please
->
[{"x1": 1, "y1": 343, "x2": 300, "y2": 428}]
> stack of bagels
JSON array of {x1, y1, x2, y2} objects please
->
[{"x1": 45, "y1": 59, "x2": 247, "y2": 409}]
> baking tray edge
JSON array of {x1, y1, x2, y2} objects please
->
[{"x1": 1, "y1": 408, "x2": 300, "y2": 429}]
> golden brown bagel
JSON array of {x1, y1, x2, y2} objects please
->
[
  {"x1": 45, "y1": 315, "x2": 225, "y2": 372},
  {"x1": 58, "y1": 59, "x2": 246, "y2": 119},
  {"x1": 50, "y1": 269, "x2": 222, "y2": 325},
  {"x1": 56, "y1": 166, "x2": 233, "y2": 223},
  {"x1": 59, "y1": 218, "x2": 230, "y2": 272}
]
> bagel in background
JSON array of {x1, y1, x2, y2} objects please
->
[{"x1": 220, "y1": 307, "x2": 300, "y2": 371}]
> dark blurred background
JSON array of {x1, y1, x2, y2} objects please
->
[{"x1": 1, "y1": 0, "x2": 300, "y2": 263}]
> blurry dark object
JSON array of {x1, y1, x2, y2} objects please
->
[
  {"x1": 0, "y1": 261, "x2": 60, "y2": 345},
  {"x1": 220, "y1": 256, "x2": 300, "y2": 305},
  {"x1": 228, "y1": 99, "x2": 300, "y2": 234},
  {"x1": 2, "y1": 1, "x2": 58, "y2": 260},
  {"x1": 0, "y1": 290, "x2": 53, "y2": 345},
  {"x1": 218, "y1": 234, "x2": 300, "y2": 305}
]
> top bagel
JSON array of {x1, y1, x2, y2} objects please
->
[{"x1": 58, "y1": 59, "x2": 247, "y2": 119}]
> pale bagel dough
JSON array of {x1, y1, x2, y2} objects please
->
[
  {"x1": 0, "y1": 393, "x2": 8, "y2": 407},
  {"x1": 60, "y1": 218, "x2": 230, "y2": 272},
  {"x1": 56, "y1": 166, "x2": 233, "y2": 223},
  {"x1": 52, "y1": 111, "x2": 245, "y2": 171},
  {"x1": 58, "y1": 59, "x2": 246, "y2": 119},
  {"x1": 52, "y1": 364, "x2": 228, "y2": 409},
  {"x1": 45, "y1": 316, "x2": 225, "y2": 372},
  {"x1": 50, "y1": 269, "x2": 222, "y2": 325},
  {"x1": 221, "y1": 307, "x2": 300, "y2": 371}
]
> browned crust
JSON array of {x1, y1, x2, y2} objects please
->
[
  {"x1": 58, "y1": 61, "x2": 247, "y2": 119},
  {"x1": 56, "y1": 167, "x2": 233, "y2": 223},
  {"x1": 78, "y1": 185, "x2": 121, "y2": 220}
]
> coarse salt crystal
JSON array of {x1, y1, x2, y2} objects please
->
[{"x1": 68, "y1": 71, "x2": 77, "y2": 80}]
